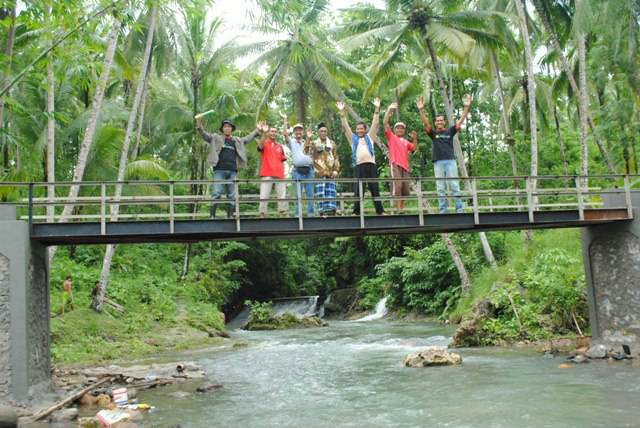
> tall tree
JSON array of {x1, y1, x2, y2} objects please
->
[
  {"x1": 94, "y1": 3, "x2": 159, "y2": 311},
  {"x1": 513, "y1": 0, "x2": 538, "y2": 203},
  {"x1": 50, "y1": 17, "x2": 122, "y2": 263},
  {"x1": 531, "y1": 0, "x2": 615, "y2": 173}
]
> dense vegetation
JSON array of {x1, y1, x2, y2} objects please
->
[{"x1": 2, "y1": 0, "x2": 639, "y2": 362}]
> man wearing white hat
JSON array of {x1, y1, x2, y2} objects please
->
[
  {"x1": 280, "y1": 113, "x2": 315, "y2": 217},
  {"x1": 383, "y1": 103, "x2": 417, "y2": 212}
]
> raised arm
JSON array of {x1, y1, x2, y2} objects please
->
[
  {"x1": 368, "y1": 97, "x2": 381, "y2": 143},
  {"x1": 257, "y1": 123, "x2": 269, "y2": 150},
  {"x1": 383, "y1": 102, "x2": 397, "y2": 132},
  {"x1": 336, "y1": 101, "x2": 352, "y2": 142},
  {"x1": 455, "y1": 94, "x2": 472, "y2": 130},
  {"x1": 409, "y1": 130, "x2": 418, "y2": 152},
  {"x1": 305, "y1": 128, "x2": 315, "y2": 155},
  {"x1": 240, "y1": 121, "x2": 265, "y2": 144},
  {"x1": 416, "y1": 97, "x2": 432, "y2": 135},
  {"x1": 195, "y1": 116, "x2": 215, "y2": 142}
]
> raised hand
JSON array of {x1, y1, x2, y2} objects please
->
[
  {"x1": 257, "y1": 121, "x2": 267, "y2": 132},
  {"x1": 336, "y1": 101, "x2": 346, "y2": 111},
  {"x1": 463, "y1": 94, "x2": 473, "y2": 108},
  {"x1": 410, "y1": 130, "x2": 417, "y2": 141},
  {"x1": 373, "y1": 97, "x2": 381, "y2": 109},
  {"x1": 416, "y1": 96, "x2": 425, "y2": 110},
  {"x1": 306, "y1": 128, "x2": 314, "y2": 140},
  {"x1": 195, "y1": 116, "x2": 204, "y2": 128},
  {"x1": 388, "y1": 102, "x2": 398, "y2": 111}
]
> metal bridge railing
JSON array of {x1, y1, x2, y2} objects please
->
[{"x1": 0, "y1": 174, "x2": 637, "y2": 235}]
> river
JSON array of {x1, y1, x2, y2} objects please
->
[{"x1": 139, "y1": 321, "x2": 640, "y2": 428}]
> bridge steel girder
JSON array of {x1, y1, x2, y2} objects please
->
[
  {"x1": 29, "y1": 209, "x2": 628, "y2": 246},
  {"x1": 582, "y1": 193, "x2": 640, "y2": 356}
]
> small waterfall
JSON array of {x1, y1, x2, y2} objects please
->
[
  {"x1": 227, "y1": 296, "x2": 321, "y2": 327},
  {"x1": 354, "y1": 297, "x2": 388, "y2": 322}
]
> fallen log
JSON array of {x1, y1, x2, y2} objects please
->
[{"x1": 29, "y1": 376, "x2": 113, "y2": 422}]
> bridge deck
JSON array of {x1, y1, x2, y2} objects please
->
[{"x1": 31, "y1": 209, "x2": 630, "y2": 245}]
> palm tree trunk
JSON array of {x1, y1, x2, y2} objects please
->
[
  {"x1": 296, "y1": 85, "x2": 306, "y2": 124},
  {"x1": 426, "y1": 37, "x2": 496, "y2": 268},
  {"x1": 514, "y1": 0, "x2": 538, "y2": 200},
  {"x1": 49, "y1": 18, "x2": 121, "y2": 264},
  {"x1": 0, "y1": 5, "x2": 16, "y2": 173},
  {"x1": 553, "y1": 106, "x2": 569, "y2": 176},
  {"x1": 131, "y1": 75, "x2": 149, "y2": 160},
  {"x1": 531, "y1": 0, "x2": 615, "y2": 173},
  {"x1": 46, "y1": 53, "x2": 55, "y2": 223},
  {"x1": 441, "y1": 233, "x2": 470, "y2": 295},
  {"x1": 577, "y1": 33, "x2": 589, "y2": 188},
  {"x1": 94, "y1": 4, "x2": 158, "y2": 311}
]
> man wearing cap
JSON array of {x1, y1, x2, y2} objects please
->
[
  {"x1": 417, "y1": 94, "x2": 471, "y2": 213},
  {"x1": 336, "y1": 98, "x2": 385, "y2": 216},
  {"x1": 280, "y1": 113, "x2": 314, "y2": 217},
  {"x1": 196, "y1": 116, "x2": 264, "y2": 218},
  {"x1": 383, "y1": 103, "x2": 417, "y2": 212},
  {"x1": 306, "y1": 123, "x2": 340, "y2": 216}
]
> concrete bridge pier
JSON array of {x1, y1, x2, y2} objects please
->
[
  {"x1": 0, "y1": 206, "x2": 51, "y2": 404},
  {"x1": 582, "y1": 192, "x2": 640, "y2": 355}
]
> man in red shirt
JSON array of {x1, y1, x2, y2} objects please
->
[
  {"x1": 383, "y1": 103, "x2": 417, "y2": 212},
  {"x1": 258, "y1": 125, "x2": 288, "y2": 218}
]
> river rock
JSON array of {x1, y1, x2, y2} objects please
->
[
  {"x1": 50, "y1": 408, "x2": 79, "y2": 422},
  {"x1": 451, "y1": 317, "x2": 482, "y2": 347},
  {"x1": 78, "y1": 416, "x2": 100, "y2": 428},
  {"x1": 0, "y1": 405, "x2": 18, "y2": 428},
  {"x1": 404, "y1": 346, "x2": 462, "y2": 367},
  {"x1": 586, "y1": 344, "x2": 608, "y2": 359},
  {"x1": 196, "y1": 383, "x2": 223, "y2": 393}
]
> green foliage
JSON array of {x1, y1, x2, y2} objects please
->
[
  {"x1": 455, "y1": 230, "x2": 588, "y2": 345},
  {"x1": 186, "y1": 303, "x2": 226, "y2": 332},
  {"x1": 246, "y1": 300, "x2": 275, "y2": 326},
  {"x1": 355, "y1": 276, "x2": 386, "y2": 310}
]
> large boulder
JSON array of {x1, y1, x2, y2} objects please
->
[
  {"x1": 0, "y1": 406, "x2": 17, "y2": 428},
  {"x1": 586, "y1": 344, "x2": 608, "y2": 359},
  {"x1": 404, "y1": 346, "x2": 463, "y2": 367},
  {"x1": 50, "y1": 408, "x2": 79, "y2": 423}
]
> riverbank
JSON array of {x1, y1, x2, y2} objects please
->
[{"x1": 51, "y1": 307, "x2": 231, "y2": 367}]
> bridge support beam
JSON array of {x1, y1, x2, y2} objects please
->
[
  {"x1": 582, "y1": 192, "x2": 640, "y2": 355},
  {"x1": 0, "y1": 206, "x2": 51, "y2": 404}
]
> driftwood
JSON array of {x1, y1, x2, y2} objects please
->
[
  {"x1": 104, "y1": 297, "x2": 125, "y2": 313},
  {"x1": 29, "y1": 376, "x2": 113, "y2": 422},
  {"x1": 127, "y1": 378, "x2": 174, "y2": 390}
]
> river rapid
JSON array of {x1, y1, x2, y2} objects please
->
[{"x1": 139, "y1": 321, "x2": 640, "y2": 428}]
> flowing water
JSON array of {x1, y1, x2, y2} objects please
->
[{"x1": 139, "y1": 321, "x2": 640, "y2": 428}]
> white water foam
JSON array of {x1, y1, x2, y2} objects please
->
[{"x1": 354, "y1": 297, "x2": 389, "y2": 322}]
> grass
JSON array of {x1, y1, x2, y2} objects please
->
[{"x1": 50, "y1": 307, "x2": 225, "y2": 366}]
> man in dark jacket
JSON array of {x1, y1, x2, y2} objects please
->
[{"x1": 196, "y1": 116, "x2": 265, "y2": 218}]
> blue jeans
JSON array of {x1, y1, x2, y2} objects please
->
[
  {"x1": 434, "y1": 160, "x2": 462, "y2": 214},
  {"x1": 211, "y1": 169, "x2": 237, "y2": 218},
  {"x1": 292, "y1": 167, "x2": 314, "y2": 216}
]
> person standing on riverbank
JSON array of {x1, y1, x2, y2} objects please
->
[
  {"x1": 417, "y1": 95, "x2": 472, "y2": 213},
  {"x1": 62, "y1": 276, "x2": 74, "y2": 314},
  {"x1": 195, "y1": 116, "x2": 265, "y2": 218},
  {"x1": 258, "y1": 125, "x2": 288, "y2": 218},
  {"x1": 383, "y1": 102, "x2": 417, "y2": 213},
  {"x1": 337, "y1": 98, "x2": 385, "y2": 216}
]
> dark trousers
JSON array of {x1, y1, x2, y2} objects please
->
[{"x1": 353, "y1": 162, "x2": 384, "y2": 215}]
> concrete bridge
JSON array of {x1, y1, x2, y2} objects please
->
[{"x1": 1, "y1": 175, "x2": 639, "y2": 403}]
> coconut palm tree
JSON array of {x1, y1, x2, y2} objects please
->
[{"x1": 246, "y1": 0, "x2": 367, "y2": 124}]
